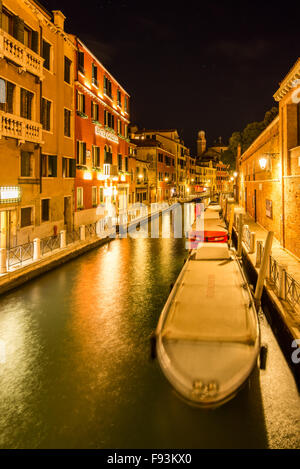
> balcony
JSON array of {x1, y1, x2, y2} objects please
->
[
  {"x1": 0, "y1": 30, "x2": 44, "y2": 80},
  {"x1": 0, "y1": 111, "x2": 43, "y2": 144}
]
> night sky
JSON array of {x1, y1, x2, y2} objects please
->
[{"x1": 41, "y1": 0, "x2": 300, "y2": 153}]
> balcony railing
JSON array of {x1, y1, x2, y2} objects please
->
[
  {"x1": 0, "y1": 112, "x2": 43, "y2": 144},
  {"x1": 0, "y1": 30, "x2": 44, "y2": 80}
]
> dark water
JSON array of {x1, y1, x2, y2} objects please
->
[{"x1": 0, "y1": 220, "x2": 299, "y2": 448}]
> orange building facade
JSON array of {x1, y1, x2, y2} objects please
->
[{"x1": 71, "y1": 37, "x2": 131, "y2": 226}]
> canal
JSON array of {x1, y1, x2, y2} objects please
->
[{"x1": 0, "y1": 215, "x2": 299, "y2": 449}]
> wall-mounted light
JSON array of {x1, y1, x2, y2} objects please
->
[
  {"x1": 233, "y1": 172, "x2": 238, "y2": 178},
  {"x1": 259, "y1": 157, "x2": 268, "y2": 170},
  {"x1": 83, "y1": 171, "x2": 92, "y2": 180}
]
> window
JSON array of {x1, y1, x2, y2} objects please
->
[
  {"x1": 158, "y1": 153, "x2": 163, "y2": 163},
  {"x1": 21, "y1": 207, "x2": 32, "y2": 228},
  {"x1": 41, "y1": 98, "x2": 51, "y2": 131},
  {"x1": 77, "y1": 141, "x2": 86, "y2": 165},
  {"x1": 91, "y1": 102, "x2": 99, "y2": 122},
  {"x1": 20, "y1": 88, "x2": 33, "y2": 120},
  {"x1": 125, "y1": 156, "x2": 128, "y2": 172},
  {"x1": 64, "y1": 109, "x2": 71, "y2": 137},
  {"x1": 20, "y1": 151, "x2": 33, "y2": 177},
  {"x1": 104, "y1": 146, "x2": 112, "y2": 165},
  {"x1": 0, "y1": 80, "x2": 15, "y2": 114},
  {"x1": 92, "y1": 64, "x2": 98, "y2": 87},
  {"x1": 78, "y1": 51, "x2": 85, "y2": 75},
  {"x1": 99, "y1": 187, "x2": 104, "y2": 203},
  {"x1": 41, "y1": 155, "x2": 57, "y2": 177},
  {"x1": 2, "y1": 9, "x2": 14, "y2": 36},
  {"x1": 117, "y1": 119, "x2": 121, "y2": 135},
  {"x1": 62, "y1": 158, "x2": 76, "y2": 178},
  {"x1": 117, "y1": 89, "x2": 122, "y2": 107},
  {"x1": 92, "y1": 187, "x2": 97, "y2": 206},
  {"x1": 41, "y1": 199, "x2": 50, "y2": 222},
  {"x1": 77, "y1": 187, "x2": 83, "y2": 209},
  {"x1": 42, "y1": 40, "x2": 51, "y2": 70},
  {"x1": 64, "y1": 57, "x2": 71, "y2": 84},
  {"x1": 103, "y1": 76, "x2": 112, "y2": 98},
  {"x1": 124, "y1": 95, "x2": 128, "y2": 112},
  {"x1": 124, "y1": 124, "x2": 128, "y2": 138},
  {"x1": 77, "y1": 91, "x2": 85, "y2": 114},
  {"x1": 104, "y1": 110, "x2": 114, "y2": 129},
  {"x1": 23, "y1": 26, "x2": 32, "y2": 49},
  {"x1": 103, "y1": 164, "x2": 110, "y2": 176},
  {"x1": 92, "y1": 146, "x2": 100, "y2": 167},
  {"x1": 118, "y1": 154, "x2": 122, "y2": 171}
]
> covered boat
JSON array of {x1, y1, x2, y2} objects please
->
[
  {"x1": 188, "y1": 209, "x2": 228, "y2": 247},
  {"x1": 155, "y1": 243, "x2": 260, "y2": 408}
]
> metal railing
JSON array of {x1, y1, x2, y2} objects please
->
[
  {"x1": 41, "y1": 235, "x2": 60, "y2": 255},
  {"x1": 242, "y1": 224, "x2": 256, "y2": 253},
  {"x1": 85, "y1": 223, "x2": 97, "y2": 238},
  {"x1": 66, "y1": 229, "x2": 80, "y2": 245},
  {"x1": 268, "y1": 255, "x2": 280, "y2": 292},
  {"x1": 285, "y1": 272, "x2": 300, "y2": 310},
  {"x1": 7, "y1": 242, "x2": 33, "y2": 267}
]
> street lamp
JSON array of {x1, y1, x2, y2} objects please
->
[{"x1": 259, "y1": 157, "x2": 268, "y2": 170}]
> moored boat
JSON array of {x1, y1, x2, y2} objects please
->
[{"x1": 155, "y1": 243, "x2": 260, "y2": 408}]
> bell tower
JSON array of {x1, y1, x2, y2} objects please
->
[{"x1": 197, "y1": 130, "x2": 206, "y2": 157}]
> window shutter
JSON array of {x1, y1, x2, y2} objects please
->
[
  {"x1": 111, "y1": 115, "x2": 114, "y2": 130},
  {"x1": 31, "y1": 30, "x2": 39, "y2": 53},
  {"x1": 53, "y1": 155, "x2": 57, "y2": 177},
  {"x1": 83, "y1": 142, "x2": 86, "y2": 165},
  {"x1": 13, "y1": 16, "x2": 24, "y2": 44},
  {"x1": 70, "y1": 159, "x2": 76, "y2": 177},
  {"x1": 82, "y1": 95, "x2": 85, "y2": 114},
  {"x1": 76, "y1": 141, "x2": 79, "y2": 164}
]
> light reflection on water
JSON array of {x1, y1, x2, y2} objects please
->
[{"x1": 0, "y1": 218, "x2": 299, "y2": 448}]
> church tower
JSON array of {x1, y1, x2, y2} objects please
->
[{"x1": 197, "y1": 130, "x2": 206, "y2": 157}]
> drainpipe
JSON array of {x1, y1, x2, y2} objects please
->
[{"x1": 281, "y1": 107, "x2": 285, "y2": 248}]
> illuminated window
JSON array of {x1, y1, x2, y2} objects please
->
[
  {"x1": 76, "y1": 141, "x2": 86, "y2": 165},
  {"x1": 92, "y1": 186, "x2": 97, "y2": 206},
  {"x1": 77, "y1": 187, "x2": 83, "y2": 209},
  {"x1": 92, "y1": 146, "x2": 100, "y2": 167},
  {"x1": 0, "y1": 80, "x2": 15, "y2": 114}
]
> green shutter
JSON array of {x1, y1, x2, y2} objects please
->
[{"x1": 31, "y1": 30, "x2": 38, "y2": 53}]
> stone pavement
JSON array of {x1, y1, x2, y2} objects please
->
[{"x1": 228, "y1": 202, "x2": 300, "y2": 341}]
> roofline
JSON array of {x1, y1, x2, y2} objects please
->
[
  {"x1": 240, "y1": 115, "x2": 279, "y2": 161},
  {"x1": 76, "y1": 37, "x2": 130, "y2": 97},
  {"x1": 273, "y1": 58, "x2": 300, "y2": 101},
  {"x1": 29, "y1": 0, "x2": 52, "y2": 20}
]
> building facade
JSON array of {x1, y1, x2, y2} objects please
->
[
  {"x1": 0, "y1": 1, "x2": 75, "y2": 262},
  {"x1": 71, "y1": 37, "x2": 131, "y2": 226},
  {"x1": 238, "y1": 58, "x2": 300, "y2": 258}
]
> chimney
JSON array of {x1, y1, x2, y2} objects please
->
[
  {"x1": 52, "y1": 10, "x2": 66, "y2": 30},
  {"x1": 197, "y1": 130, "x2": 206, "y2": 157}
]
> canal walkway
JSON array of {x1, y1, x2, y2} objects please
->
[{"x1": 222, "y1": 199, "x2": 300, "y2": 386}]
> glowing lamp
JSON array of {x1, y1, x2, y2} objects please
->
[
  {"x1": 259, "y1": 157, "x2": 268, "y2": 170},
  {"x1": 164, "y1": 177, "x2": 169, "y2": 182},
  {"x1": 138, "y1": 174, "x2": 143, "y2": 179},
  {"x1": 233, "y1": 172, "x2": 238, "y2": 178},
  {"x1": 83, "y1": 171, "x2": 92, "y2": 180},
  {"x1": 97, "y1": 173, "x2": 105, "y2": 181},
  {"x1": 121, "y1": 174, "x2": 126, "y2": 182}
]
